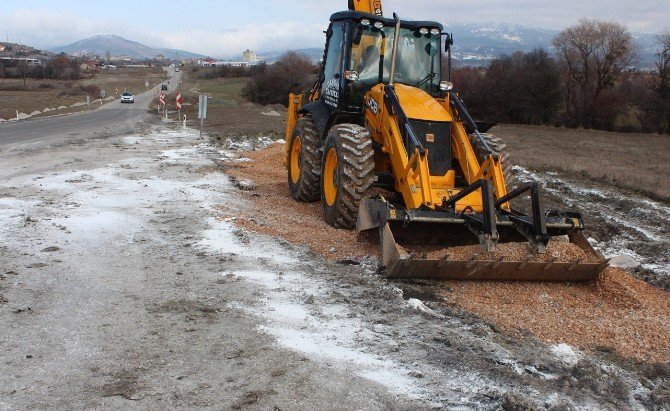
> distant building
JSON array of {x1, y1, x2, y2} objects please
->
[
  {"x1": 113, "y1": 54, "x2": 133, "y2": 62},
  {"x1": 80, "y1": 60, "x2": 99, "y2": 71},
  {"x1": 200, "y1": 49, "x2": 264, "y2": 68},
  {"x1": 243, "y1": 49, "x2": 263, "y2": 63}
]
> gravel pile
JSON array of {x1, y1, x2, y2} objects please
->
[
  {"x1": 220, "y1": 143, "x2": 670, "y2": 364},
  {"x1": 411, "y1": 241, "x2": 601, "y2": 263}
]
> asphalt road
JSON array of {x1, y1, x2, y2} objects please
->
[{"x1": 0, "y1": 68, "x2": 181, "y2": 147}]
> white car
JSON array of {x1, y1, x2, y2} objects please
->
[
  {"x1": 120, "y1": 92, "x2": 135, "y2": 104},
  {"x1": 175, "y1": 67, "x2": 180, "y2": 72}
]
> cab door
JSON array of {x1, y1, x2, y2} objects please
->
[{"x1": 321, "y1": 22, "x2": 346, "y2": 110}]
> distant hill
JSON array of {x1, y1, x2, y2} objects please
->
[
  {"x1": 52, "y1": 35, "x2": 206, "y2": 60},
  {"x1": 444, "y1": 22, "x2": 658, "y2": 67},
  {"x1": 260, "y1": 23, "x2": 658, "y2": 68},
  {"x1": 0, "y1": 42, "x2": 54, "y2": 58}
]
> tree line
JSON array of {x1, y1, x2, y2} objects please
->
[
  {"x1": 451, "y1": 19, "x2": 670, "y2": 134},
  {"x1": 0, "y1": 55, "x2": 82, "y2": 84},
  {"x1": 196, "y1": 52, "x2": 317, "y2": 106}
]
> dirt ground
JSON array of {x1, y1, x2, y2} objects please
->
[
  {"x1": 2, "y1": 118, "x2": 670, "y2": 409},
  {"x1": 494, "y1": 124, "x2": 670, "y2": 202},
  {"x1": 223, "y1": 143, "x2": 670, "y2": 365}
]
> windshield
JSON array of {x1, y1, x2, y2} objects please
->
[
  {"x1": 122, "y1": 92, "x2": 133, "y2": 96},
  {"x1": 350, "y1": 25, "x2": 441, "y2": 93}
]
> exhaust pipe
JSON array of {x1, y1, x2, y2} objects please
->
[{"x1": 389, "y1": 13, "x2": 401, "y2": 86}]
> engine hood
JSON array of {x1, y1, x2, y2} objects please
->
[{"x1": 393, "y1": 84, "x2": 453, "y2": 122}]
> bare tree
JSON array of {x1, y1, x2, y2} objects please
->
[
  {"x1": 553, "y1": 19, "x2": 636, "y2": 128},
  {"x1": 650, "y1": 31, "x2": 670, "y2": 132},
  {"x1": 51, "y1": 55, "x2": 71, "y2": 80}
]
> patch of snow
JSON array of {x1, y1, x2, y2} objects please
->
[
  {"x1": 58, "y1": 106, "x2": 67, "y2": 110},
  {"x1": 550, "y1": 343, "x2": 581, "y2": 366},
  {"x1": 260, "y1": 110, "x2": 281, "y2": 117},
  {"x1": 198, "y1": 218, "x2": 297, "y2": 265},
  {"x1": 609, "y1": 255, "x2": 641, "y2": 269},
  {"x1": 29, "y1": 110, "x2": 41, "y2": 116},
  {"x1": 406, "y1": 298, "x2": 440, "y2": 316}
]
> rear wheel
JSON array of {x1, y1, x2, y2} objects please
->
[
  {"x1": 321, "y1": 124, "x2": 375, "y2": 229},
  {"x1": 288, "y1": 115, "x2": 321, "y2": 202}
]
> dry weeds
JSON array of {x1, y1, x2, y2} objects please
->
[{"x1": 493, "y1": 124, "x2": 670, "y2": 202}]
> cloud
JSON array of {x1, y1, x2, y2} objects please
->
[
  {"x1": 144, "y1": 23, "x2": 325, "y2": 58},
  {"x1": 0, "y1": 9, "x2": 325, "y2": 58},
  {"x1": 1, "y1": 1, "x2": 668, "y2": 58}
]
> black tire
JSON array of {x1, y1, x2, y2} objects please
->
[
  {"x1": 321, "y1": 124, "x2": 375, "y2": 229},
  {"x1": 469, "y1": 132, "x2": 513, "y2": 182},
  {"x1": 287, "y1": 115, "x2": 321, "y2": 202}
]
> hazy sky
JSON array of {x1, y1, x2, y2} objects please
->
[{"x1": 1, "y1": 0, "x2": 668, "y2": 57}]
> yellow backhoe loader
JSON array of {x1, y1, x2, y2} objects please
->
[{"x1": 284, "y1": 0, "x2": 607, "y2": 281}]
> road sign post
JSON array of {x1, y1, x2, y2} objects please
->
[
  {"x1": 176, "y1": 92, "x2": 183, "y2": 118},
  {"x1": 198, "y1": 94, "x2": 208, "y2": 138},
  {"x1": 159, "y1": 93, "x2": 166, "y2": 114}
]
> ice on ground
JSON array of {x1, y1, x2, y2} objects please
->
[
  {"x1": 609, "y1": 255, "x2": 641, "y2": 269},
  {"x1": 260, "y1": 110, "x2": 281, "y2": 117},
  {"x1": 406, "y1": 298, "x2": 440, "y2": 316},
  {"x1": 513, "y1": 165, "x2": 670, "y2": 279},
  {"x1": 198, "y1": 218, "x2": 297, "y2": 265},
  {"x1": 550, "y1": 344, "x2": 581, "y2": 366},
  {"x1": 229, "y1": 265, "x2": 438, "y2": 402},
  {"x1": 225, "y1": 136, "x2": 282, "y2": 152}
]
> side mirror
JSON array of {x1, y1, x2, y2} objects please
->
[{"x1": 444, "y1": 33, "x2": 454, "y2": 52}]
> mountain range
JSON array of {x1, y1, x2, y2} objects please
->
[
  {"x1": 51, "y1": 35, "x2": 206, "y2": 60},
  {"x1": 49, "y1": 24, "x2": 661, "y2": 67},
  {"x1": 443, "y1": 22, "x2": 659, "y2": 67}
]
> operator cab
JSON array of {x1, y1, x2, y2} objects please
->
[
  {"x1": 319, "y1": 11, "x2": 445, "y2": 112},
  {"x1": 313, "y1": 11, "x2": 454, "y2": 177}
]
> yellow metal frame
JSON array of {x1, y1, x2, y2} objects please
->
[
  {"x1": 284, "y1": 93, "x2": 303, "y2": 168},
  {"x1": 364, "y1": 84, "x2": 510, "y2": 213},
  {"x1": 350, "y1": 0, "x2": 383, "y2": 16}
]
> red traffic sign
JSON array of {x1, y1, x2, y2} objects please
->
[
  {"x1": 176, "y1": 93, "x2": 183, "y2": 110},
  {"x1": 159, "y1": 94, "x2": 166, "y2": 105}
]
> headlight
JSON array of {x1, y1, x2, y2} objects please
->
[
  {"x1": 419, "y1": 28, "x2": 429, "y2": 35},
  {"x1": 373, "y1": 21, "x2": 384, "y2": 29},
  {"x1": 430, "y1": 28, "x2": 440, "y2": 35},
  {"x1": 439, "y1": 81, "x2": 454, "y2": 91},
  {"x1": 361, "y1": 19, "x2": 371, "y2": 26}
]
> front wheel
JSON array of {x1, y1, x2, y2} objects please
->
[{"x1": 321, "y1": 124, "x2": 375, "y2": 229}]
